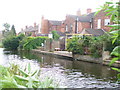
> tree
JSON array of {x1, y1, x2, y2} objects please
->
[
  {"x1": 3, "y1": 23, "x2": 10, "y2": 31},
  {"x1": 11, "y1": 25, "x2": 16, "y2": 36},
  {"x1": 51, "y1": 31, "x2": 60, "y2": 40},
  {"x1": 96, "y1": 1, "x2": 120, "y2": 82}
]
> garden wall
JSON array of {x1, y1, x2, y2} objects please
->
[{"x1": 73, "y1": 51, "x2": 120, "y2": 67}]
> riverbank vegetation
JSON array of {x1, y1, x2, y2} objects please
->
[
  {"x1": 2, "y1": 33, "x2": 48, "y2": 50},
  {"x1": 0, "y1": 63, "x2": 58, "y2": 88},
  {"x1": 67, "y1": 34, "x2": 117, "y2": 58},
  {"x1": 67, "y1": 1, "x2": 120, "y2": 82}
]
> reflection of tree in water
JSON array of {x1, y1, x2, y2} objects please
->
[
  {"x1": 3, "y1": 49, "x2": 18, "y2": 55},
  {"x1": 18, "y1": 50, "x2": 42, "y2": 62},
  {"x1": 3, "y1": 49, "x2": 118, "y2": 83},
  {"x1": 72, "y1": 61, "x2": 118, "y2": 82}
]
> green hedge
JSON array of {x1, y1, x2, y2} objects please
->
[{"x1": 23, "y1": 37, "x2": 48, "y2": 50}]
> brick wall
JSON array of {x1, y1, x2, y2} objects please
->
[
  {"x1": 93, "y1": 10, "x2": 112, "y2": 31},
  {"x1": 41, "y1": 17, "x2": 63, "y2": 34},
  {"x1": 64, "y1": 15, "x2": 75, "y2": 33}
]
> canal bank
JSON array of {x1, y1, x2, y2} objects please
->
[
  {"x1": 0, "y1": 48, "x2": 119, "y2": 88},
  {"x1": 32, "y1": 49, "x2": 120, "y2": 68}
]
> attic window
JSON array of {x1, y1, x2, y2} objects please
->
[{"x1": 104, "y1": 19, "x2": 110, "y2": 26}]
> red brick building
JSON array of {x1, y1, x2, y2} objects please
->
[
  {"x1": 40, "y1": 16, "x2": 62, "y2": 34},
  {"x1": 92, "y1": 10, "x2": 112, "y2": 32},
  {"x1": 63, "y1": 9, "x2": 112, "y2": 35},
  {"x1": 40, "y1": 9, "x2": 112, "y2": 35}
]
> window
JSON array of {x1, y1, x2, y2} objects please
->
[
  {"x1": 104, "y1": 19, "x2": 110, "y2": 26},
  {"x1": 97, "y1": 19, "x2": 101, "y2": 29},
  {"x1": 65, "y1": 25, "x2": 68, "y2": 31}
]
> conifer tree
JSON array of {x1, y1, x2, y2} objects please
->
[{"x1": 11, "y1": 25, "x2": 16, "y2": 36}]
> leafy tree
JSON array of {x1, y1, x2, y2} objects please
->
[
  {"x1": 51, "y1": 31, "x2": 60, "y2": 40},
  {"x1": 2, "y1": 34, "x2": 25, "y2": 50},
  {"x1": 3, "y1": 23, "x2": 10, "y2": 31},
  {"x1": 11, "y1": 25, "x2": 16, "y2": 36},
  {"x1": 96, "y1": 1, "x2": 120, "y2": 81}
]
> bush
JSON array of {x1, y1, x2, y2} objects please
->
[
  {"x1": 23, "y1": 36, "x2": 48, "y2": 50},
  {"x1": 2, "y1": 34, "x2": 25, "y2": 50},
  {"x1": 67, "y1": 36, "x2": 84, "y2": 54},
  {"x1": 90, "y1": 39, "x2": 103, "y2": 58}
]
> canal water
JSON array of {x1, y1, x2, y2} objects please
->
[{"x1": 0, "y1": 48, "x2": 119, "y2": 88}]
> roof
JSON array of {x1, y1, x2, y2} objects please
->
[
  {"x1": 56, "y1": 31, "x2": 66, "y2": 36},
  {"x1": 66, "y1": 12, "x2": 95, "y2": 22},
  {"x1": 49, "y1": 20, "x2": 62, "y2": 26},
  {"x1": 83, "y1": 28, "x2": 106, "y2": 36},
  {"x1": 36, "y1": 33, "x2": 48, "y2": 37},
  {"x1": 22, "y1": 25, "x2": 39, "y2": 32}
]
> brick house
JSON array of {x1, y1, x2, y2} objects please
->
[
  {"x1": 63, "y1": 9, "x2": 93, "y2": 34},
  {"x1": 92, "y1": 10, "x2": 112, "y2": 32},
  {"x1": 40, "y1": 8, "x2": 112, "y2": 36},
  {"x1": 40, "y1": 16, "x2": 63, "y2": 34},
  {"x1": 21, "y1": 23, "x2": 39, "y2": 37},
  {"x1": 65, "y1": 9, "x2": 112, "y2": 34}
]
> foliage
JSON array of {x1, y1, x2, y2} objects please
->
[
  {"x1": 23, "y1": 36, "x2": 48, "y2": 50},
  {"x1": 2, "y1": 34, "x2": 25, "y2": 50},
  {"x1": 0, "y1": 63, "x2": 58, "y2": 88},
  {"x1": 96, "y1": 1, "x2": 120, "y2": 82},
  {"x1": 11, "y1": 25, "x2": 16, "y2": 36},
  {"x1": 67, "y1": 35, "x2": 104, "y2": 58},
  {"x1": 67, "y1": 36, "x2": 84, "y2": 54},
  {"x1": 51, "y1": 31, "x2": 60, "y2": 40},
  {"x1": 2, "y1": 24, "x2": 17, "y2": 39},
  {"x1": 90, "y1": 37, "x2": 103, "y2": 58},
  {"x1": 3, "y1": 23, "x2": 10, "y2": 31}
]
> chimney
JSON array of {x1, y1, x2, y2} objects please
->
[
  {"x1": 25, "y1": 26, "x2": 28, "y2": 29},
  {"x1": 87, "y1": 8, "x2": 92, "y2": 14},
  {"x1": 42, "y1": 16, "x2": 44, "y2": 20},
  {"x1": 34, "y1": 22, "x2": 36, "y2": 27},
  {"x1": 77, "y1": 9, "x2": 81, "y2": 16},
  {"x1": 21, "y1": 28, "x2": 23, "y2": 31}
]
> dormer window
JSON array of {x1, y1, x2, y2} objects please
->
[{"x1": 104, "y1": 19, "x2": 110, "y2": 26}]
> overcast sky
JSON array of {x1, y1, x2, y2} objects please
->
[{"x1": 0, "y1": 0, "x2": 118, "y2": 33}]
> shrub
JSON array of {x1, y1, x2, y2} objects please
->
[
  {"x1": 2, "y1": 34, "x2": 25, "y2": 50},
  {"x1": 51, "y1": 31, "x2": 60, "y2": 40},
  {"x1": 0, "y1": 63, "x2": 58, "y2": 88},
  {"x1": 67, "y1": 36, "x2": 84, "y2": 54},
  {"x1": 23, "y1": 36, "x2": 48, "y2": 50}
]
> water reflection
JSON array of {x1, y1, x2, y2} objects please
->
[{"x1": 1, "y1": 48, "x2": 119, "y2": 88}]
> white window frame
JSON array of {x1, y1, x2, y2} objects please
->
[
  {"x1": 65, "y1": 25, "x2": 68, "y2": 31},
  {"x1": 97, "y1": 19, "x2": 101, "y2": 29},
  {"x1": 104, "y1": 19, "x2": 110, "y2": 26}
]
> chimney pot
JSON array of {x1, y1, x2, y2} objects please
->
[
  {"x1": 34, "y1": 22, "x2": 36, "y2": 27},
  {"x1": 77, "y1": 9, "x2": 81, "y2": 16},
  {"x1": 87, "y1": 8, "x2": 92, "y2": 14}
]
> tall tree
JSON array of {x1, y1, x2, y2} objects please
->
[{"x1": 11, "y1": 25, "x2": 16, "y2": 36}]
